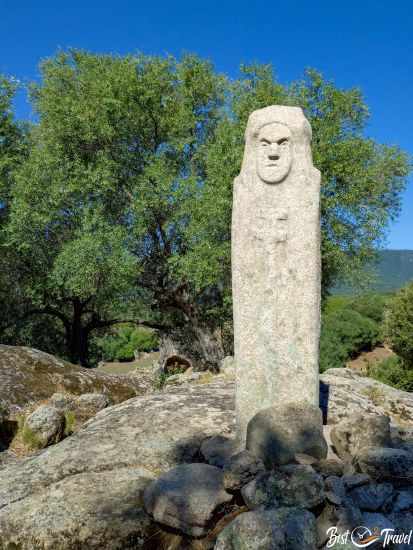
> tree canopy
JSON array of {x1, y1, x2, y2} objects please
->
[{"x1": 1, "y1": 51, "x2": 410, "y2": 366}]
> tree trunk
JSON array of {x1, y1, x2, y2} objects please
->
[
  {"x1": 68, "y1": 301, "x2": 90, "y2": 367},
  {"x1": 158, "y1": 322, "x2": 225, "y2": 373}
]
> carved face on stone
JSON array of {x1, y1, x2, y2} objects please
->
[{"x1": 256, "y1": 123, "x2": 292, "y2": 183}]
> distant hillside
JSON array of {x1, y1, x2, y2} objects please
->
[{"x1": 333, "y1": 250, "x2": 413, "y2": 294}]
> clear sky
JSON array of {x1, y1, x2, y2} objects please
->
[{"x1": 1, "y1": 0, "x2": 412, "y2": 249}]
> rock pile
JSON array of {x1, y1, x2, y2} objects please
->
[{"x1": 0, "y1": 351, "x2": 412, "y2": 549}]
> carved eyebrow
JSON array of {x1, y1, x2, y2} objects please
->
[
  {"x1": 278, "y1": 137, "x2": 289, "y2": 144},
  {"x1": 259, "y1": 138, "x2": 270, "y2": 144}
]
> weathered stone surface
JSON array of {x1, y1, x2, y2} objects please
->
[
  {"x1": 330, "y1": 412, "x2": 391, "y2": 460},
  {"x1": 0, "y1": 468, "x2": 156, "y2": 549},
  {"x1": 220, "y1": 356, "x2": 236, "y2": 376},
  {"x1": 361, "y1": 511, "x2": 395, "y2": 533},
  {"x1": 320, "y1": 367, "x2": 413, "y2": 426},
  {"x1": 0, "y1": 345, "x2": 154, "y2": 414},
  {"x1": 246, "y1": 403, "x2": 327, "y2": 467},
  {"x1": 201, "y1": 435, "x2": 239, "y2": 468},
  {"x1": 222, "y1": 450, "x2": 265, "y2": 491},
  {"x1": 317, "y1": 501, "x2": 363, "y2": 547},
  {"x1": 143, "y1": 463, "x2": 232, "y2": 537},
  {"x1": 164, "y1": 371, "x2": 204, "y2": 387},
  {"x1": 48, "y1": 392, "x2": 76, "y2": 411},
  {"x1": 241, "y1": 464, "x2": 324, "y2": 510},
  {"x1": 325, "y1": 475, "x2": 346, "y2": 505},
  {"x1": 24, "y1": 405, "x2": 65, "y2": 448},
  {"x1": 215, "y1": 507, "x2": 317, "y2": 550},
  {"x1": 393, "y1": 489, "x2": 413, "y2": 512},
  {"x1": 0, "y1": 378, "x2": 235, "y2": 511},
  {"x1": 0, "y1": 401, "x2": 9, "y2": 426},
  {"x1": 349, "y1": 482, "x2": 394, "y2": 512},
  {"x1": 76, "y1": 392, "x2": 110, "y2": 412},
  {"x1": 232, "y1": 106, "x2": 321, "y2": 443},
  {"x1": 342, "y1": 473, "x2": 371, "y2": 489},
  {"x1": 387, "y1": 512, "x2": 413, "y2": 549},
  {"x1": 313, "y1": 458, "x2": 345, "y2": 477},
  {"x1": 356, "y1": 447, "x2": 413, "y2": 484}
]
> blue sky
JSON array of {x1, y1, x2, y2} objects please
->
[{"x1": 1, "y1": 0, "x2": 412, "y2": 249}]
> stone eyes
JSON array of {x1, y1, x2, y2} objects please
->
[{"x1": 260, "y1": 139, "x2": 289, "y2": 147}]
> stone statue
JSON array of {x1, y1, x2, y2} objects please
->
[{"x1": 232, "y1": 106, "x2": 321, "y2": 444}]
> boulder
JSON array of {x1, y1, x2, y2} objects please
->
[
  {"x1": 361, "y1": 511, "x2": 395, "y2": 534},
  {"x1": 47, "y1": 392, "x2": 76, "y2": 411},
  {"x1": 392, "y1": 489, "x2": 413, "y2": 512},
  {"x1": 348, "y1": 482, "x2": 394, "y2": 512},
  {"x1": 325, "y1": 475, "x2": 346, "y2": 505},
  {"x1": 0, "y1": 345, "x2": 154, "y2": 414},
  {"x1": 74, "y1": 392, "x2": 111, "y2": 422},
  {"x1": 313, "y1": 458, "x2": 345, "y2": 478},
  {"x1": 246, "y1": 403, "x2": 327, "y2": 468},
  {"x1": 320, "y1": 368, "x2": 413, "y2": 426},
  {"x1": 355, "y1": 447, "x2": 413, "y2": 484},
  {"x1": 387, "y1": 512, "x2": 413, "y2": 549},
  {"x1": 316, "y1": 500, "x2": 363, "y2": 547},
  {"x1": 0, "y1": 378, "x2": 235, "y2": 511},
  {"x1": 330, "y1": 412, "x2": 392, "y2": 460},
  {"x1": 215, "y1": 507, "x2": 317, "y2": 550},
  {"x1": 241, "y1": 464, "x2": 324, "y2": 510},
  {"x1": 342, "y1": 473, "x2": 371, "y2": 489},
  {"x1": 222, "y1": 450, "x2": 265, "y2": 491},
  {"x1": 24, "y1": 405, "x2": 65, "y2": 448},
  {"x1": 0, "y1": 468, "x2": 156, "y2": 549},
  {"x1": 164, "y1": 371, "x2": 204, "y2": 386},
  {"x1": 143, "y1": 463, "x2": 232, "y2": 537},
  {"x1": 201, "y1": 435, "x2": 239, "y2": 468}
]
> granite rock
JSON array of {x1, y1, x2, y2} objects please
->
[
  {"x1": 222, "y1": 450, "x2": 265, "y2": 491},
  {"x1": 0, "y1": 468, "x2": 156, "y2": 549},
  {"x1": 143, "y1": 463, "x2": 232, "y2": 537},
  {"x1": 349, "y1": 482, "x2": 394, "y2": 512},
  {"x1": 356, "y1": 447, "x2": 413, "y2": 484},
  {"x1": 246, "y1": 403, "x2": 327, "y2": 467},
  {"x1": 330, "y1": 412, "x2": 391, "y2": 460},
  {"x1": 24, "y1": 405, "x2": 65, "y2": 448},
  {"x1": 241, "y1": 464, "x2": 324, "y2": 510},
  {"x1": 215, "y1": 507, "x2": 317, "y2": 550}
]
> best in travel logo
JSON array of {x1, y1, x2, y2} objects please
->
[{"x1": 326, "y1": 525, "x2": 413, "y2": 548}]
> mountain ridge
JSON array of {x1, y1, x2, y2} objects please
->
[{"x1": 333, "y1": 249, "x2": 413, "y2": 294}]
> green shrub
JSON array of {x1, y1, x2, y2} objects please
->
[
  {"x1": 98, "y1": 325, "x2": 158, "y2": 362},
  {"x1": 64, "y1": 411, "x2": 76, "y2": 436},
  {"x1": 367, "y1": 356, "x2": 413, "y2": 392},
  {"x1": 323, "y1": 295, "x2": 352, "y2": 316},
  {"x1": 382, "y1": 282, "x2": 413, "y2": 368},
  {"x1": 348, "y1": 293, "x2": 389, "y2": 324},
  {"x1": 320, "y1": 309, "x2": 379, "y2": 372}
]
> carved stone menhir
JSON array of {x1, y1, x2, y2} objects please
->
[{"x1": 232, "y1": 106, "x2": 321, "y2": 444}]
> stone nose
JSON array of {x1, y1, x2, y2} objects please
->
[{"x1": 268, "y1": 144, "x2": 280, "y2": 160}]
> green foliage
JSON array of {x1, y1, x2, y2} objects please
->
[
  {"x1": 382, "y1": 281, "x2": 413, "y2": 368},
  {"x1": 98, "y1": 325, "x2": 158, "y2": 361},
  {"x1": 320, "y1": 309, "x2": 379, "y2": 372},
  {"x1": 347, "y1": 293, "x2": 389, "y2": 324},
  {"x1": 176, "y1": 66, "x2": 410, "y2": 304},
  {"x1": 1, "y1": 52, "x2": 411, "y2": 367},
  {"x1": 323, "y1": 295, "x2": 352, "y2": 316},
  {"x1": 15, "y1": 415, "x2": 43, "y2": 450},
  {"x1": 64, "y1": 411, "x2": 76, "y2": 436},
  {"x1": 3, "y1": 51, "x2": 224, "y2": 364},
  {"x1": 367, "y1": 356, "x2": 413, "y2": 392}
]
